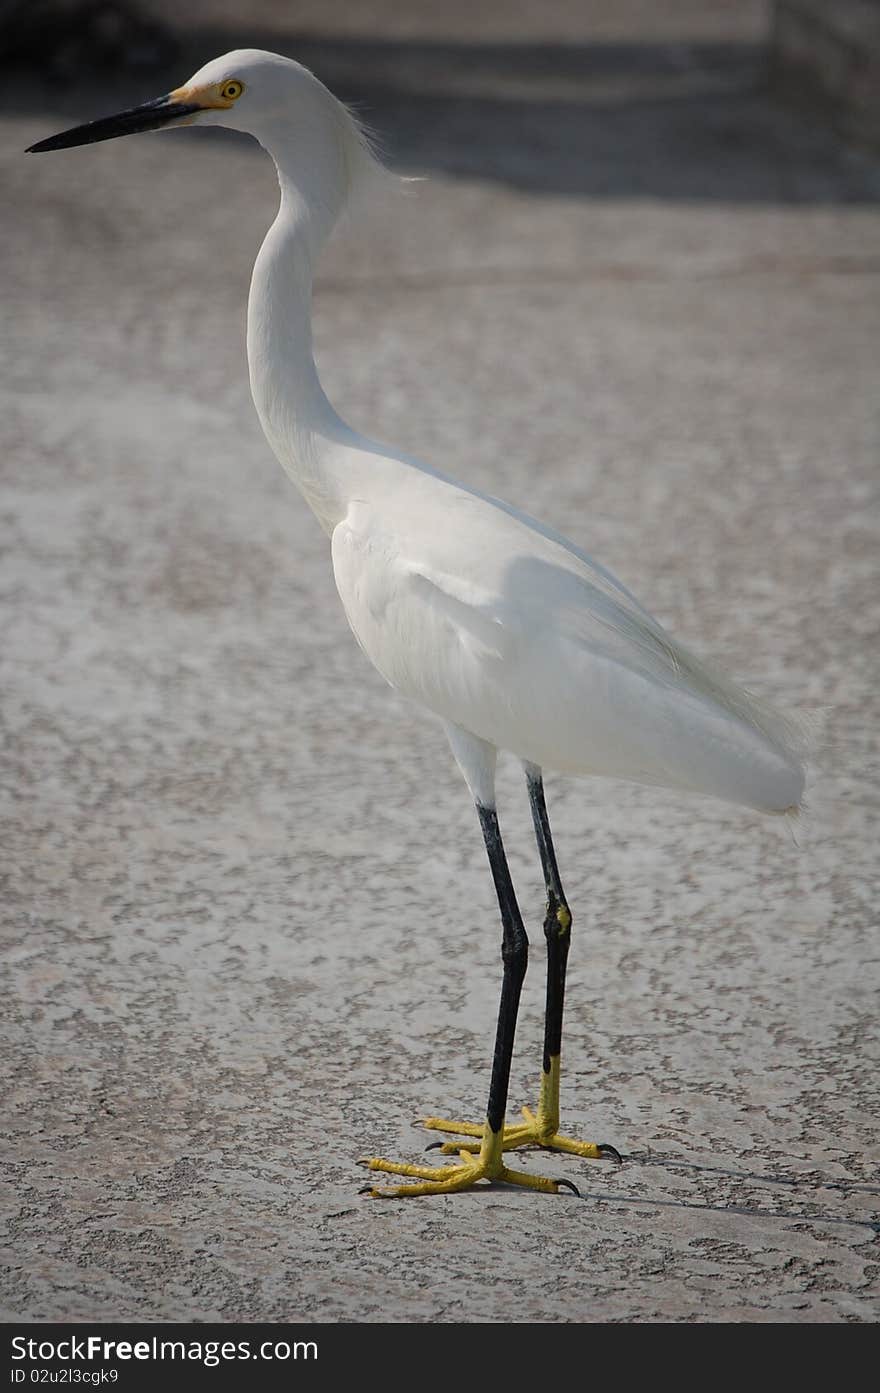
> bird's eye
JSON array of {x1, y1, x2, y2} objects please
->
[{"x1": 221, "y1": 80, "x2": 243, "y2": 101}]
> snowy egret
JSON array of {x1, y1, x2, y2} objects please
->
[{"x1": 29, "y1": 50, "x2": 808, "y2": 1199}]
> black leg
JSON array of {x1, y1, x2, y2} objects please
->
[
  {"x1": 361, "y1": 783, "x2": 592, "y2": 1191},
  {"x1": 526, "y1": 768, "x2": 571, "y2": 1084},
  {"x1": 523, "y1": 768, "x2": 621, "y2": 1162},
  {"x1": 477, "y1": 803, "x2": 529, "y2": 1136}
]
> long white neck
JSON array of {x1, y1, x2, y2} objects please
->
[{"x1": 246, "y1": 160, "x2": 361, "y2": 534}]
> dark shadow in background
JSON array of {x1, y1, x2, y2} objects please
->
[{"x1": 6, "y1": 17, "x2": 880, "y2": 204}]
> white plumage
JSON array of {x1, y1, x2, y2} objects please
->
[
  {"x1": 331, "y1": 473, "x2": 806, "y2": 812},
  {"x1": 29, "y1": 49, "x2": 809, "y2": 1199},
  {"x1": 218, "y1": 49, "x2": 807, "y2": 818}
]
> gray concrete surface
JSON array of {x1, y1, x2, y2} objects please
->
[{"x1": 2, "y1": 4, "x2": 879, "y2": 1322}]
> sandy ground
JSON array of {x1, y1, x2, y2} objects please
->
[{"x1": 2, "y1": 3, "x2": 879, "y2": 1322}]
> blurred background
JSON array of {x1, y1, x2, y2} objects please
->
[
  {"x1": 4, "y1": 1, "x2": 880, "y2": 179},
  {"x1": 3, "y1": 2, "x2": 879, "y2": 1323}
]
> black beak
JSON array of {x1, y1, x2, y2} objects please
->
[{"x1": 26, "y1": 95, "x2": 203, "y2": 153}]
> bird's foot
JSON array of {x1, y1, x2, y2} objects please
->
[
  {"x1": 420, "y1": 1108, "x2": 621, "y2": 1162},
  {"x1": 420, "y1": 1059, "x2": 622, "y2": 1163},
  {"x1": 358, "y1": 1126, "x2": 580, "y2": 1198}
]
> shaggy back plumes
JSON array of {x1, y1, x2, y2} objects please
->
[
  {"x1": 332, "y1": 92, "x2": 397, "y2": 217},
  {"x1": 269, "y1": 54, "x2": 398, "y2": 226}
]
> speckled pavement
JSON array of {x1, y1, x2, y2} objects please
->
[{"x1": 2, "y1": 8, "x2": 879, "y2": 1322}]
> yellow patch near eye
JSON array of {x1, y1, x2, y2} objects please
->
[{"x1": 169, "y1": 80, "x2": 244, "y2": 110}]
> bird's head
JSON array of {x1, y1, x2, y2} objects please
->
[
  {"x1": 27, "y1": 49, "x2": 384, "y2": 224},
  {"x1": 28, "y1": 50, "x2": 328, "y2": 150}
]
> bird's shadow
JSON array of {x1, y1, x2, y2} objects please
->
[
  {"x1": 628, "y1": 1150, "x2": 880, "y2": 1196},
  {"x1": 558, "y1": 1187, "x2": 880, "y2": 1233},
  {"x1": 567, "y1": 1152, "x2": 878, "y2": 1231},
  {"x1": 487, "y1": 1153, "x2": 880, "y2": 1231}
]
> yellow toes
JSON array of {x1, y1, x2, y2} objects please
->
[
  {"x1": 421, "y1": 1116, "x2": 536, "y2": 1154},
  {"x1": 516, "y1": 1117, "x2": 607, "y2": 1157},
  {"x1": 358, "y1": 1154, "x2": 474, "y2": 1181},
  {"x1": 421, "y1": 1116, "x2": 484, "y2": 1138},
  {"x1": 361, "y1": 1154, "x2": 573, "y2": 1198},
  {"x1": 418, "y1": 1110, "x2": 619, "y2": 1160},
  {"x1": 360, "y1": 1103, "x2": 621, "y2": 1197},
  {"x1": 360, "y1": 1149, "x2": 482, "y2": 1198},
  {"x1": 359, "y1": 1128, "x2": 585, "y2": 1198},
  {"x1": 366, "y1": 1168, "x2": 480, "y2": 1198},
  {"x1": 541, "y1": 1134, "x2": 603, "y2": 1159},
  {"x1": 496, "y1": 1164, "x2": 567, "y2": 1194}
]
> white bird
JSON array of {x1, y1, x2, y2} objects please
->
[{"x1": 29, "y1": 50, "x2": 808, "y2": 1198}]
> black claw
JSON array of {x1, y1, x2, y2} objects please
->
[
  {"x1": 424, "y1": 1141, "x2": 446, "y2": 1152},
  {"x1": 598, "y1": 1143, "x2": 623, "y2": 1164},
  {"x1": 556, "y1": 1178, "x2": 580, "y2": 1196},
  {"x1": 358, "y1": 1185, "x2": 376, "y2": 1196}
]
